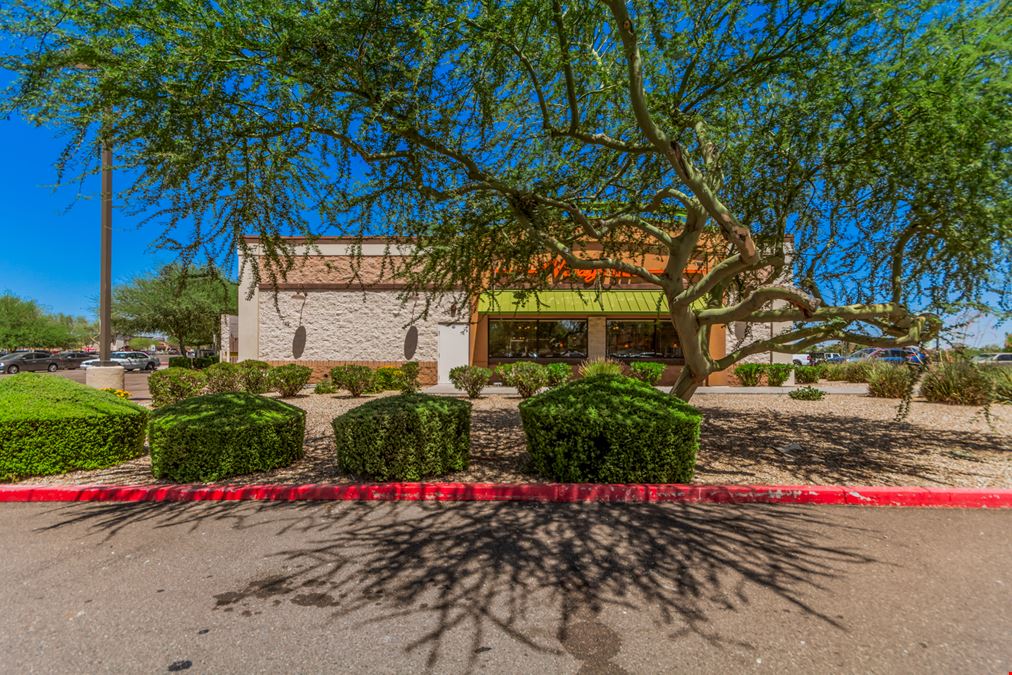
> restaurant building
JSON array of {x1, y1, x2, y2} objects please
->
[{"x1": 236, "y1": 237, "x2": 790, "y2": 386}]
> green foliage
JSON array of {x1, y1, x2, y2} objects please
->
[
  {"x1": 920, "y1": 362, "x2": 993, "y2": 406},
  {"x1": 109, "y1": 264, "x2": 237, "y2": 356},
  {"x1": 495, "y1": 361, "x2": 548, "y2": 398},
  {"x1": 794, "y1": 365, "x2": 823, "y2": 384},
  {"x1": 984, "y1": 368, "x2": 1012, "y2": 404},
  {"x1": 371, "y1": 366, "x2": 405, "y2": 392},
  {"x1": 545, "y1": 363, "x2": 574, "y2": 387},
  {"x1": 313, "y1": 379, "x2": 338, "y2": 395},
  {"x1": 149, "y1": 392, "x2": 305, "y2": 482},
  {"x1": 867, "y1": 364, "x2": 916, "y2": 399},
  {"x1": 204, "y1": 361, "x2": 241, "y2": 393},
  {"x1": 449, "y1": 365, "x2": 491, "y2": 399},
  {"x1": 789, "y1": 386, "x2": 826, "y2": 401},
  {"x1": 842, "y1": 362, "x2": 873, "y2": 383},
  {"x1": 237, "y1": 360, "x2": 272, "y2": 395},
  {"x1": 330, "y1": 365, "x2": 374, "y2": 397},
  {"x1": 0, "y1": 293, "x2": 95, "y2": 351},
  {"x1": 168, "y1": 356, "x2": 193, "y2": 369},
  {"x1": 332, "y1": 393, "x2": 471, "y2": 481},
  {"x1": 148, "y1": 367, "x2": 207, "y2": 408},
  {"x1": 764, "y1": 364, "x2": 793, "y2": 386},
  {"x1": 519, "y1": 376, "x2": 701, "y2": 483},
  {"x1": 733, "y1": 363, "x2": 764, "y2": 387},
  {"x1": 192, "y1": 355, "x2": 218, "y2": 369},
  {"x1": 400, "y1": 361, "x2": 421, "y2": 393},
  {"x1": 579, "y1": 358, "x2": 624, "y2": 378},
  {"x1": 0, "y1": 373, "x2": 147, "y2": 480},
  {"x1": 628, "y1": 362, "x2": 665, "y2": 386},
  {"x1": 270, "y1": 364, "x2": 312, "y2": 398},
  {"x1": 823, "y1": 364, "x2": 847, "y2": 381}
]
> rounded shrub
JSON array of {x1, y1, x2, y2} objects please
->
[
  {"x1": 371, "y1": 366, "x2": 405, "y2": 392},
  {"x1": 330, "y1": 365, "x2": 374, "y2": 397},
  {"x1": 149, "y1": 367, "x2": 207, "y2": 408},
  {"x1": 237, "y1": 360, "x2": 273, "y2": 394},
  {"x1": 920, "y1": 362, "x2": 993, "y2": 406},
  {"x1": 332, "y1": 393, "x2": 471, "y2": 480},
  {"x1": 314, "y1": 378, "x2": 339, "y2": 394},
  {"x1": 449, "y1": 365, "x2": 492, "y2": 398},
  {"x1": 842, "y1": 362, "x2": 872, "y2": 383},
  {"x1": 519, "y1": 375, "x2": 702, "y2": 483},
  {"x1": 764, "y1": 364, "x2": 793, "y2": 386},
  {"x1": 270, "y1": 364, "x2": 313, "y2": 398},
  {"x1": 578, "y1": 358, "x2": 624, "y2": 378},
  {"x1": 823, "y1": 364, "x2": 847, "y2": 381},
  {"x1": 628, "y1": 361, "x2": 665, "y2": 386},
  {"x1": 733, "y1": 363, "x2": 764, "y2": 386},
  {"x1": 495, "y1": 361, "x2": 549, "y2": 398},
  {"x1": 794, "y1": 365, "x2": 822, "y2": 384},
  {"x1": 789, "y1": 386, "x2": 826, "y2": 401},
  {"x1": 400, "y1": 361, "x2": 422, "y2": 393},
  {"x1": 168, "y1": 356, "x2": 193, "y2": 369},
  {"x1": 204, "y1": 362, "x2": 242, "y2": 394},
  {"x1": 867, "y1": 364, "x2": 915, "y2": 399},
  {"x1": 149, "y1": 392, "x2": 305, "y2": 482},
  {"x1": 0, "y1": 373, "x2": 148, "y2": 480},
  {"x1": 545, "y1": 363, "x2": 574, "y2": 388}
]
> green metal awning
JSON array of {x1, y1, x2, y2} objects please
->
[{"x1": 478, "y1": 290, "x2": 704, "y2": 315}]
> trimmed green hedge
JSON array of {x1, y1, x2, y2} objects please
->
[
  {"x1": 149, "y1": 392, "x2": 305, "y2": 482},
  {"x1": 519, "y1": 375, "x2": 702, "y2": 483},
  {"x1": 149, "y1": 367, "x2": 207, "y2": 408},
  {"x1": 0, "y1": 373, "x2": 148, "y2": 481},
  {"x1": 332, "y1": 393, "x2": 471, "y2": 480}
]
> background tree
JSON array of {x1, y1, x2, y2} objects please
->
[
  {"x1": 112, "y1": 264, "x2": 237, "y2": 356},
  {"x1": 0, "y1": 293, "x2": 95, "y2": 350},
  {"x1": 2, "y1": 0, "x2": 1008, "y2": 397}
]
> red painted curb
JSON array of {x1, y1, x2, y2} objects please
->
[{"x1": 0, "y1": 483, "x2": 1009, "y2": 507}]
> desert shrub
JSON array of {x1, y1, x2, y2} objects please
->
[
  {"x1": 400, "y1": 361, "x2": 421, "y2": 393},
  {"x1": 149, "y1": 392, "x2": 305, "y2": 482},
  {"x1": 789, "y1": 386, "x2": 826, "y2": 401},
  {"x1": 733, "y1": 363, "x2": 764, "y2": 386},
  {"x1": 867, "y1": 364, "x2": 915, "y2": 399},
  {"x1": 628, "y1": 361, "x2": 666, "y2": 386},
  {"x1": 519, "y1": 375, "x2": 701, "y2": 483},
  {"x1": 579, "y1": 358, "x2": 624, "y2": 378},
  {"x1": 985, "y1": 368, "x2": 1011, "y2": 404},
  {"x1": 449, "y1": 365, "x2": 492, "y2": 398},
  {"x1": 270, "y1": 364, "x2": 313, "y2": 398},
  {"x1": 0, "y1": 373, "x2": 148, "y2": 480},
  {"x1": 842, "y1": 362, "x2": 872, "y2": 383},
  {"x1": 823, "y1": 363, "x2": 847, "y2": 381},
  {"x1": 314, "y1": 378, "x2": 339, "y2": 394},
  {"x1": 330, "y1": 365, "x2": 375, "y2": 397},
  {"x1": 765, "y1": 364, "x2": 793, "y2": 386},
  {"x1": 794, "y1": 365, "x2": 822, "y2": 384},
  {"x1": 919, "y1": 362, "x2": 993, "y2": 406},
  {"x1": 149, "y1": 367, "x2": 208, "y2": 408},
  {"x1": 371, "y1": 366, "x2": 405, "y2": 392},
  {"x1": 192, "y1": 355, "x2": 218, "y2": 369},
  {"x1": 237, "y1": 360, "x2": 273, "y2": 394},
  {"x1": 545, "y1": 363, "x2": 574, "y2": 387},
  {"x1": 204, "y1": 362, "x2": 242, "y2": 394},
  {"x1": 495, "y1": 361, "x2": 549, "y2": 398},
  {"x1": 100, "y1": 388, "x2": 131, "y2": 400},
  {"x1": 332, "y1": 393, "x2": 471, "y2": 480},
  {"x1": 168, "y1": 356, "x2": 192, "y2": 369}
]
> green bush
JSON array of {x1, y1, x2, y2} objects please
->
[
  {"x1": 237, "y1": 360, "x2": 273, "y2": 395},
  {"x1": 628, "y1": 362, "x2": 666, "y2": 386},
  {"x1": 168, "y1": 356, "x2": 192, "y2": 369},
  {"x1": 733, "y1": 363, "x2": 764, "y2": 386},
  {"x1": 270, "y1": 364, "x2": 313, "y2": 398},
  {"x1": 985, "y1": 367, "x2": 1012, "y2": 404},
  {"x1": 192, "y1": 355, "x2": 218, "y2": 369},
  {"x1": 495, "y1": 361, "x2": 549, "y2": 398},
  {"x1": 794, "y1": 365, "x2": 823, "y2": 384},
  {"x1": 765, "y1": 363, "x2": 793, "y2": 386},
  {"x1": 867, "y1": 364, "x2": 915, "y2": 399},
  {"x1": 579, "y1": 358, "x2": 624, "y2": 378},
  {"x1": 371, "y1": 366, "x2": 405, "y2": 392},
  {"x1": 545, "y1": 363, "x2": 574, "y2": 387},
  {"x1": 789, "y1": 386, "x2": 826, "y2": 401},
  {"x1": 149, "y1": 392, "x2": 305, "y2": 482},
  {"x1": 149, "y1": 367, "x2": 208, "y2": 408},
  {"x1": 330, "y1": 365, "x2": 375, "y2": 397},
  {"x1": 519, "y1": 375, "x2": 701, "y2": 483},
  {"x1": 842, "y1": 361, "x2": 872, "y2": 383},
  {"x1": 332, "y1": 393, "x2": 471, "y2": 480},
  {"x1": 204, "y1": 362, "x2": 242, "y2": 394},
  {"x1": 919, "y1": 362, "x2": 993, "y2": 406},
  {"x1": 823, "y1": 363, "x2": 847, "y2": 381},
  {"x1": 314, "y1": 379, "x2": 339, "y2": 395},
  {"x1": 400, "y1": 361, "x2": 421, "y2": 393},
  {"x1": 449, "y1": 365, "x2": 492, "y2": 398},
  {"x1": 0, "y1": 373, "x2": 148, "y2": 481}
]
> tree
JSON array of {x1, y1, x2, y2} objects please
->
[
  {"x1": 2, "y1": 0, "x2": 1008, "y2": 398},
  {"x1": 0, "y1": 293, "x2": 94, "y2": 350},
  {"x1": 111, "y1": 265, "x2": 237, "y2": 356}
]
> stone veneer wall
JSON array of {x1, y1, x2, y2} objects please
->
[{"x1": 257, "y1": 289, "x2": 458, "y2": 383}]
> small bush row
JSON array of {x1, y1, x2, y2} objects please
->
[
  {"x1": 732, "y1": 363, "x2": 794, "y2": 386},
  {"x1": 449, "y1": 358, "x2": 670, "y2": 399},
  {"x1": 149, "y1": 360, "x2": 313, "y2": 407},
  {"x1": 323, "y1": 362, "x2": 423, "y2": 398}
]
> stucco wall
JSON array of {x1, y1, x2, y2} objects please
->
[{"x1": 257, "y1": 289, "x2": 460, "y2": 362}]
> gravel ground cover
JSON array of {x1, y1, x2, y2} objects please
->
[{"x1": 12, "y1": 391, "x2": 1011, "y2": 488}]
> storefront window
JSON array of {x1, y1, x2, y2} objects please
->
[
  {"x1": 607, "y1": 320, "x2": 683, "y2": 360},
  {"x1": 489, "y1": 319, "x2": 587, "y2": 360}
]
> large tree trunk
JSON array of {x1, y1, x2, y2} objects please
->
[{"x1": 671, "y1": 367, "x2": 701, "y2": 401}]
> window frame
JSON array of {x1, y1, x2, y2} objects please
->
[
  {"x1": 487, "y1": 318, "x2": 589, "y2": 363},
  {"x1": 605, "y1": 319, "x2": 684, "y2": 363}
]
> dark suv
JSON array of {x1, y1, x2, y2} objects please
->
[{"x1": 0, "y1": 351, "x2": 62, "y2": 374}]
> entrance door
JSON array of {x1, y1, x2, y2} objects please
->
[{"x1": 437, "y1": 323, "x2": 470, "y2": 384}]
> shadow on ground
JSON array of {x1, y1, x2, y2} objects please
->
[{"x1": 36, "y1": 500, "x2": 878, "y2": 671}]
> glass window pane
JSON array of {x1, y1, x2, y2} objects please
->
[
  {"x1": 656, "y1": 321, "x2": 683, "y2": 359},
  {"x1": 607, "y1": 321, "x2": 657, "y2": 358},
  {"x1": 488, "y1": 320, "x2": 537, "y2": 359},
  {"x1": 536, "y1": 320, "x2": 587, "y2": 358}
]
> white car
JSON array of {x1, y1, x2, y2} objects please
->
[
  {"x1": 976, "y1": 353, "x2": 1012, "y2": 366},
  {"x1": 81, "y1": 351, "x2": 160, "y2": 372}
]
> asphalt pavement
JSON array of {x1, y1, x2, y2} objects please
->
[{"x1": 0, "y1": 501, "x2": 1008, "y2": 673}]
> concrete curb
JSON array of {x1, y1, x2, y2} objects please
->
[{"x1": 0, "y1": 483, "x2": 1009, "y2": 508}]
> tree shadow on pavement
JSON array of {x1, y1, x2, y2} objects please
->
[{"x1": 35, "y1": 500, "x2": 878, "y2": 671}]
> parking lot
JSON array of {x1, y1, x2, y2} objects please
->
[{"x1": 0, "y1": 365, "x2": 155, "y2": 402}]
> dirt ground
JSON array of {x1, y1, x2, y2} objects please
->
[{"x1": 15, "y1": 390, "x2": 1010, "y2": 488}]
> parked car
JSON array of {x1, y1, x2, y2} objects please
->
[
  {"x1": 846, "y1": 347, "x2": 927, "y2": 366},
  {"x1": 0, "y1": 350, "x2": 62, "y2": 374},
  {"x1": 55, "y1": 350, "x2": 94, "y2": 369},
  {"x1": 976, "y1": 353, "x2": 1012, "y2": 366},
  {"x1": 81, "y1": 351, "x2": 160, "y2": 372},
  {"x1": 793, "y1": 352, "x2": 843, "y2": 366}
]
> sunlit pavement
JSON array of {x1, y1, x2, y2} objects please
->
[{"x1": 1, "y1": 501, "x2": 1008, "y2": 673}]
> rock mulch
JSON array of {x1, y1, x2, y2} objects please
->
[{"x1": 13, "y1": 392, "x2": 1011, "y2": 488}]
